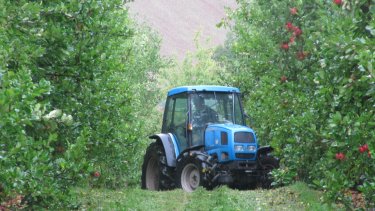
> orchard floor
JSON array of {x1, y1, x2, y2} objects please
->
[{"x1": 76, "y1": 182, "x2": 340, "y2": 210}]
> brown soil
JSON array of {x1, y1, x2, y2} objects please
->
[{"x1": 127, "y1": 0, "x2": 237, "y2": 60}]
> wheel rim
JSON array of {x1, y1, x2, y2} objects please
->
[
  {"x1": 181, "y1": 163, "x2": 200, "y2": 192},
  {"x1": 146, "y1": 156, "x2": 159, "y2": 190}
]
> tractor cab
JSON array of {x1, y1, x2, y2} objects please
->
[{"x1": 162, "y1": 86, "x2": 245, "y2": 152}]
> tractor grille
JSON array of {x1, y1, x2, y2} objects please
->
[
  {"x1": 235, "y1": 153, "x2": 255, "y2": 159},
  {"x1": 234, "y1": 132, "x2": 255, "y2": 143}
]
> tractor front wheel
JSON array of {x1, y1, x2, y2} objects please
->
[
  {"x1": 259, "y1": 156, "x2": 279, "y2": 189},
  {"x1": 176, "y1": 156, "x2": 204, "y2": 192},
  {"x1": 141, "y1": 142, "x2": 175, "y2": 190}
]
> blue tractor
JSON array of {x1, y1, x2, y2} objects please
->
[{"x1": 141, "y1": 85, "x2": 279, "y2": 192}]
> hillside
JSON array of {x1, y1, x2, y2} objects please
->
[{"x1": 127, "y1": 0, "x2": 236, "y2": 60}]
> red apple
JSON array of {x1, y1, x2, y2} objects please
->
[
  {"x1": 93, "y1": 171, "x2": 101, "y2": 178},
  {"x1": 280, "y1": 75, "x2": 288, "y2": 83},
  {"x1": 290, "y1": 7, "x2": 298, "y2": 15},
  {"x1": 333, "y1": 0, "x2": 342, "y2": 5}
]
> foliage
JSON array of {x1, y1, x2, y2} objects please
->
[
  {"x1": 149, "y1": 38, "x2": 232, "y2": 134},
  {"x1": 0, "y1": 0, "x2": 162, "y2": 208},
  {"x1": 218, "y1": 0, "x2": 374, "y2": 208},
  {"x1": 157, "y1": 38, "x2": 229, "y2": 93}
]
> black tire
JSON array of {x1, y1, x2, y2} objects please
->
[
  {"x1": 176, "y1": 156, "x2": 205, "y2": 192},
  {"x1": 258, "y1": 156, "x2": 279, "y2": 189},
  {"x1": 141, "y1": 142, "x2": 175, "y2": 190}
]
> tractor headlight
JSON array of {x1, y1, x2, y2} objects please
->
[
  {"x1": 247, "y1": 145, "x2": 256, "y2": 152},
  {"x1": 234, "y1": 145, "x2": 244, "y2": 152}
]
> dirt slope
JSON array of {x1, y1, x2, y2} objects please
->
[{"x1": 127, "y1": 0, "x2": 236, "y2": 60}]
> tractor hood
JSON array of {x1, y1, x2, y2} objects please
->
[
  {"x1": 203, "y1": 123, "x2": 258, "y2": 162},
  {"x1": 206, "y1": 123, "x2": 256, "y2": 135}
]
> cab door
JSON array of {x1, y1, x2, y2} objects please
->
[{"x1": 162, "y1": 93, "x2": 188, "y2": 151}]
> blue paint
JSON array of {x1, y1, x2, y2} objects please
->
[
  {"x1": 204, "y1": 124, "x2": 258, "y2": 163},
  {"x1": 168, "y1": 85, "x2": 240, "y2": 96}
]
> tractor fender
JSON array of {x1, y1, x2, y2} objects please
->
[
  {"x1": 257, "y1": 145, "x2": 274, "y2": 157},
  {"x1": 149, "y1": 133, "x2": 177, "y2": 167}
]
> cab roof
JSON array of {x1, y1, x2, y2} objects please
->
[{"x1": 168, "y1": 85, "x2": 240, "y2": 96}]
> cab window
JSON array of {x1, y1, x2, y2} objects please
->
[{"x1": 162, "y1": 93, "x2": 188, "y2": 150}]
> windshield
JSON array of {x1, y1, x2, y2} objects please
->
[{"x1": 191, "y1": 92, "x2": 244, "y2": 145}]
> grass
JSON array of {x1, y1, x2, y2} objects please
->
[{"x1": 75, "y1": 182, "x2": 339, "y2": 211}]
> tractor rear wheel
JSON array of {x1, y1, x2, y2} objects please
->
[
  {"x1": 176, "y1": 156, "x2": 204, "y2": 192},
  {"x1": 259, "y1": 156, "x2": 279, "y2": 189},
  {"x1": 141, "y1": 142, "x2": 175, "y2": 190}
]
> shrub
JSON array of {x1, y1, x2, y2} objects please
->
[
  {"x1": 218, "y1": 0, "x2": 374, "y2": 207},
  {"x1": 0, "y1": 0, "x2": 163, "y2": 208}
]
